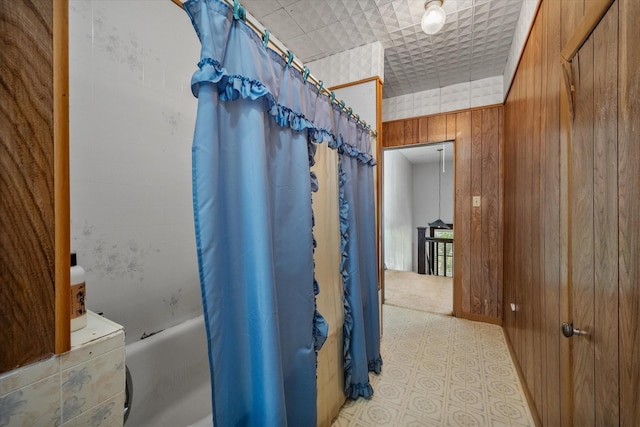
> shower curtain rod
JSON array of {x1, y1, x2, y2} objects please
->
[{"x1": 171, "y1": 0, "x2": 377, "y2": 137}]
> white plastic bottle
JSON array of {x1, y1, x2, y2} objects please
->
[{"x1": 70, "y1": 252, "x2": 87, "y2": 331}]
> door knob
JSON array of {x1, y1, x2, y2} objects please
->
[{"x1": 561, "y1": 322, "x2": 587, "y2": 337}]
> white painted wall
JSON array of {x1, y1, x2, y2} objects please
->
[
  {"x1": 331, "y1": 80, "x2": 378, "y2": 132},
  {"x1": 68, "y1": 0, "x2": 201, "y2": 344},
  {"x1": 383, "y1": 150, "x2": 413, "y2": 271},
  {"x1": 411, "y1": 158, "x2": 454, "y2": 271}
]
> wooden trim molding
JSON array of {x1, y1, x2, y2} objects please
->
[
  {"x1": 54, "y1": 0, "x2": 70, "y2": 355},
  {"x1": 559, "y1": 77, "x2": 573, "y2": 426},
  {"x1": 560, "y1": 0, "x2": 615, "y2": 62},
  {"x1": 329, "y1": 76, "x2": 382, "y2": 92},
  {"x1": 504, "y1": 331, "x2": 543, "y2": 426},
  {"x1": 457, "y1": 311, "x2": 503, "y2": 326},
  {"x1": 376, "y1": 79, "x2": 383, "y2": 296},
  {"x1": 556, "y1": 1, "x2": 615, "y2": 423},
  {"x1": 561, "y1": 59, "x2": 575, "y2": 122}
]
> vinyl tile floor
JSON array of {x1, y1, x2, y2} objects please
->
[{"x1": 331, "y1": 305, "x2": 535, "y2": 427}]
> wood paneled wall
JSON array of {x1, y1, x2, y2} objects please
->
[
  {"x1": 503, "y1": 1, "x2": 571, "y2": 424},
  {"x1": 504, "y1": 0, "x2": 640, "y2": 425},
  {"x1": 618, "y1": 0, "x2": 640, "y2": 422},
  {"x1": 0, "y1": 1, "x2": 63, "y2": 373},
  {"x1": 382, "y1": 105, "x2": 503, "y2": 324}
]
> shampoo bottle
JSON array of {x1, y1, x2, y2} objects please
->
[{"x1": 70, "y1": 252, "x2": 87, "y2": 331}]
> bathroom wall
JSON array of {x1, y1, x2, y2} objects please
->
[
  {"x1": 68, "y1": 0, "x2": 201, "y2": 344},
  {"x1": 383, "y1": 150, "x2": 413, "y2": 271}
]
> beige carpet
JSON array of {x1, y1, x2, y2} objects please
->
[{"x1": 384, "y1": 269, "x2": 453, "y2": 315}]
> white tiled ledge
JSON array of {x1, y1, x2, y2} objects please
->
[
  {"x1": 382, "y1": 75, "x2": 504, "y2": 122},
  {"x1": 0, "y1": 311, "x2": 125, "y2": 427}
]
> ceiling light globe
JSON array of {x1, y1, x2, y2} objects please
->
[{"x1": 421, "y1": 1, "x2": 446, "y2": 35}]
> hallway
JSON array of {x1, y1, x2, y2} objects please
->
[
  {"x1": 332, "y1": 305, "x2": 534, "y2": 426},
  {"x1": 384, "y1": 270, "x2": 453, "y2": 316}
]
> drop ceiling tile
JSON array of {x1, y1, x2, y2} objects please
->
[
  {"x1": 241, "y1": 0, "x2": 283, "y2": 19},
  {"x1": 330, "y1": 1, "x2": 365, "y2": 19},
  {"x1": 285, "y1": 1, "x2": 337, "y2": 33},
  {"x1": 378, "y1": 2, "x2": 401, "y2": 33},
  {"x1": 285, "y1": 33, "x2": 323, "y2": 62},
  {"x1": 260, "y1": 8, "x2": 305, "y2": 40},
  {"x1": 474, "y1": 2, "x2": 492, "y2": 14},
  {"x1": 360, "y1": 7, "x2": 390, "y2": 37},
  {"x1": 391, "y1": 0, "x2": 422, "y2": 29},
  {"x1": 443, "y1": 0, "x2": 474, "y2": 14},
  {"x1": 239, "y1": 0, "x2": 529, "y2": 99}
]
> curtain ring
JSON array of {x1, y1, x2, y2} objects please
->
[
  {"x1": 330, "y1": 91, "x2": 336, "y2": 103},
  {"x1": 339, "y1": 100, "x2": 345, "y2": 110},
  {"x1": 262, "y1": 29, "x2": 270, "y2": 48},
  {"x1": 347, "y1": 107, "x2": 353, "y2": 117},
  {"x1": 303, "y1": 66, "x2": 310, "y2": 81},
  {"x1": 283, "y1": 50, "x2": 294, "y2": 67},
  {"x1": 317, "y1": 80, "x2": 324, "y2": 94},
  {"x1": 233, "y1": 0, "x2": 245, "y2": 21}
]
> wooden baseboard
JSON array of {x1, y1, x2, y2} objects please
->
[
  {"x1": 455, "y1": 311, "x2": 502, "y2": 326},
  {"x1": 503, "y1": 331, "x2": 543, "y2": 427}
]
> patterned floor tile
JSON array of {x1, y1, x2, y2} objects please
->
[{"x1": 331, "y1": 305, "x2": 535, "y2": 427}]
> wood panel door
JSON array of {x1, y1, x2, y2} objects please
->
[{"x1": 565, "y1": 2, "x2": 620, "y2": 424}]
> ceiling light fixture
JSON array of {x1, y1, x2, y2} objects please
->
[
  {"x1": 428, "y1": 147, "x2": 451, "y2": 230},
  {"x1": 421, "y1": 0, "x2": 447, "y2": 35}
]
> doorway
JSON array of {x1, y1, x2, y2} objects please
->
[{"x1": 382, "y1": 141, "x2": 454, "y2": 315}]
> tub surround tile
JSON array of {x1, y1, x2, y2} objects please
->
[
  {"x1": 0, "y1": 312, "x2": 125, "y2": 427},
  {"x1": 61, "y1": 312, "x2": 124, "y2": 370},
  {"x1": 62, "y1": 392, "x2": 125, "y2": 427},
  {"x1": 0, "y1": 374, "x2": 61, "y2": 427},
  {"x1": 0, "y1": 355, "x2": 58, "y2": 396},
  {"x1": 62, "y1": 347, "x2": 125, "y2": 420}
]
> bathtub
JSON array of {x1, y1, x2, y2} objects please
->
[
  {"x1": 124, "y1": 315, "x2": 213, "y2": 427},
  {"x1": 124, "y1": 313, "x2": 344, "y2": 427}
]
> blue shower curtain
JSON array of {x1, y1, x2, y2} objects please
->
[
  {"x1": 332, "y1": 107, "x2": 382, "y2": 398},
  {"x1": 184, "y1": 0, "x2": 380, "y2": 424}
]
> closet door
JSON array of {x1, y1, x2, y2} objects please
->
[{"x1": 565, "y1": 2, "x2": 619, "y2": 425}]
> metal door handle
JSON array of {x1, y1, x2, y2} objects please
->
[{"x1": 561, "y1": 322, "x2": 587, "y2": 337}]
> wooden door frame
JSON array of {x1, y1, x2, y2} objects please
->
[
  {"x1": 379, "y1": 140, "x2": 457, "y2": 316},
  {"x1": 559, "y1": 1, "x2": 615, "y2": 425},
  {"x1": 54, "y1": 0, "x2": 71, "y2": 355}
]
